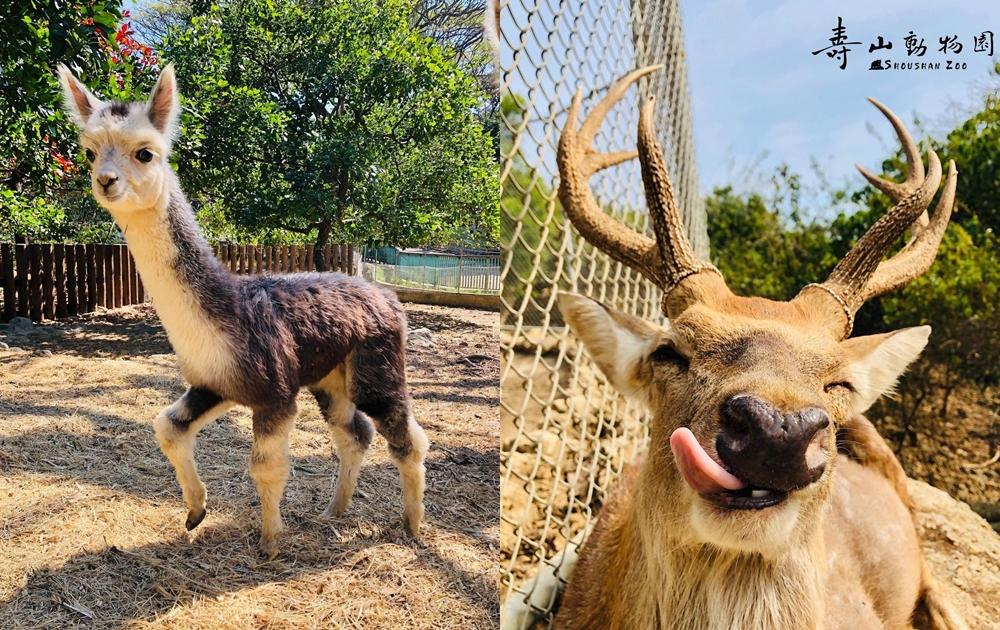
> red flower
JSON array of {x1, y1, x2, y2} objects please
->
[{"x1": 51, "y1": 150, "x2": 76, "y2": 174}]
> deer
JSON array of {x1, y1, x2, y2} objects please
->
[
  {"x1": 543, "y1": 66, "x2": 967, "y2": 629},
  {"x1": 57, "y1": 64, "x2": 429, "y2": 559}
]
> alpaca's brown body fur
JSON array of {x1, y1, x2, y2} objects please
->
[{"x1": 59, "y1": 64, "x2": 429, "y2": 558}]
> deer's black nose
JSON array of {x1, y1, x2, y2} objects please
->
[{"x1": 716, "y1": 394, "x2": 829, "y2": 491}]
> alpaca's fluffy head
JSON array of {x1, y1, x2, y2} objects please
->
[{"x1": 58, "y1": 64, "x2": 180, "y2": 214}]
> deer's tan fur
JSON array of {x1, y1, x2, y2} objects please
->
[
  {"x1": 554, "y1": 295, "x2": 962, "y2": 630},
  {"x1": 540, "y1": 66, "x2": 967, "y2": 630}
]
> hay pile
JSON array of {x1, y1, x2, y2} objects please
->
[{"x1": 0, "y1": 303, "x2": 499, "y2": 628}]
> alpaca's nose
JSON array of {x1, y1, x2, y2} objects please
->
[
  {"x1": 716, "y1": 394, "x2": 830, "y2": 491},
  {"x1": 97, "y1": 172, "x2": 119, "y2": 189}
]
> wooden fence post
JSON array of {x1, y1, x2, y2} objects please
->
[
  {"x1": 121, "y1": 245, "x2": 132, "y2": 305},
  {"x1": 27, "y1": 244, "x2": 42, "y2": 321},
  {"x1": 130, "y1": 251, "x2": 140, "y2": 304},
  {"x1": 65, "y1": 245, "x2": 77, "y2": 316},
  {"x1": 1, "y1": 243, "x2": 14, "y2": 321},
  {"x1": 94, "y1": 245, "x2": 106, "y2": 308},
  {"x1": 54, "y1": 245, "x2": 67, "y2": 318},
  {"x1": 40, "y1": 244, "x2": 54, "y2": 319},
  {"x1": 84, "y1": 245, "x2": 95, "y2": 312},
  {"x1": 14, "y1": 243, "x2": 29, "y2": 317}
]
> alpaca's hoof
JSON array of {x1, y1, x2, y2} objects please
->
[
  {"x1": 323, "y1": 498, "x2": 349, "y2": 518},
  {"x1": 403, "y1": 510, "x2": 422, "y2": 538},
  {"x1": 185, "y1": 508, "x2": 206, "y2": 531},
  {"x1": 258, "y1": 536, "x2": 280, "y2": 560}
]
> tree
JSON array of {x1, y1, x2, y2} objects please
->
[
  {"x1": 706, "y1": 186, "x2": 837, "y2": 301},
  {"x1": 161, "y1": 0, "x2": 497, "y2": 266},
  {"x1": 1, "y1": 1, "x2": 159, "y2": 241}
]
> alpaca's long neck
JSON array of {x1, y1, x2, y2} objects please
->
[{"x1": 113, "y1": 174, "x2": 238, "y2": 386}]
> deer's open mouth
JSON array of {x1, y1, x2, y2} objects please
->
[
  {"x1": 708, "y1": 486, "x2": 788, "y2": 510},
  {"x1": 670, "y1": 427, "x2": 790, "y2": 510}
]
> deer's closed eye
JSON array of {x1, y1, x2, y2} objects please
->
[
  {"x1": 650, "y1": 344, "x2": 689, "y2": 370},
  {"x1": 824, "y1": 381, "x2": 855, "y2": 394}
]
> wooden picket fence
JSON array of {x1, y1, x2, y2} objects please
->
[{"x1": 0, "y1": 242, "x2": 355, "y2": 323}]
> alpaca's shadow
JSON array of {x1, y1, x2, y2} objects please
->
[
  {"x1": 0, "y1": 439, "x2": 499, "y2": 628},
  {"x1": 0, "y1": 511, "x2": 497, "y2": 628},
  {"x1": 0, "y1": 384, "x2": 498, "y2": 627},
  {"x1": 1, "y1": 306, "x2": 172, "y2": 359}
]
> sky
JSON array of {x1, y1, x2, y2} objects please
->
[
  {"x1": 679, "y1": 0, "x2": 1000, "y2": 214},
  {"x1": 502, "y1": 0, "x2": 999, "y2": 220}
]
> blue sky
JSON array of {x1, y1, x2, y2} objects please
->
[
  {"x1": 503, "y1": 1, "x2": 999, "y2": 220},
  {"x1": 680, "y1": 1, "x2": 1000, "y2": 214}
]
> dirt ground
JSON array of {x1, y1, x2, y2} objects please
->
[{"x1": 0, "y1": 303, "x2": 499, "y2": 629}]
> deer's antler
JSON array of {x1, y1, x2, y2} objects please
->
[
  {"x1": 796, "y1": 99, "x2": 956, "y2": 337},
  {"x1": 557, "y1": 66, "x2": 724, "y2": 315},
  {"x1": 558, "y1": 69, "x2": 956, "y2": 337}
]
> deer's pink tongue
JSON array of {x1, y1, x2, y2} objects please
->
[{"x1": 670, "y1": 427, "x2": 745, "y2": 493}]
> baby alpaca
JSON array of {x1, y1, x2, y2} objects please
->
[{"x1": 58, "y1": 64, "x2": 429, "y2": 558}]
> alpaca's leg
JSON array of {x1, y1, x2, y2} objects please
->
[
  {"x1": 249, "y1": 402, "x2": 295, "y2": 559},
  {"x1": 352, "y1": 323, "x2": 429, "y2": 536},
  {"x1": 365, "y1": 400, "x2": 429, "y2": 537},
  {"x1": 153, "y1": 388, "x2": 232, "y2": 530},
  {"x1": 311, "y1": 368, "x2": 373, "y2": 517}
]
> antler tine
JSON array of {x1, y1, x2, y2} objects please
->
[
  {"x1": 558, "y1": 66, "x2": 726, "y2": 308},
  {"x1": 557, "y1": 67, "x2": 663, "y2": 282},
  {"x1": 797, "y1": 100, "x2": 951, "y2": 338},
  {"x1": 854, "y1": 98, "x2": 925, "y2": 201},
  {"x1": 830, "y1": 148, "x2": 941, "y2": 301},
  {"x1": 859, "y1": 159, "x2": 957, "y2": 300},
  {"x1": 637, "y1": 96, "x2": 719, "y2": 292},
  {"x1": 578, "y1": 65, "x2": 663, "y2": 145}
]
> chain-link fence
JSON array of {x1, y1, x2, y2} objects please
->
[
  {"x1": 359, "y1": 247, "x2": 501, "y2": 294},
  {"x1": 499, "y1": 0, "x2": 703, "y2": 625}
]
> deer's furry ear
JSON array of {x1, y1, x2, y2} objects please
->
[
  {"x1": 146, "y1": 63, "x2": 180, "y2": 137},
  {"x1": 842, "y1": 326, "x2": 931, "y2": 413},
  {"x1": 57, "y1": 64, "x2": 104, "y2": 126},
  {"x1": 558, "y1": 292, "x2": 663, "y2": 400}
]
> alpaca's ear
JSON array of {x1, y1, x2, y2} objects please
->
[
  {"x1": 57, "y1": 64, "x2": 104, "y2": 126},
  {"x1": 146, "y1": 63, "x2": 180, "y2": 136}
]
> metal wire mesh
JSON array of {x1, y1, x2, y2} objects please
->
[
  {"x1": 499, "y1": 0, "x2": 703, "y2": 624},
  {"x1": 359, "y1": 249, "x2": 501, "y2": 293}
]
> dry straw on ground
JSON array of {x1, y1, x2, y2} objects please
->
[{"x1": 0, "y1": 303, "x2": 499, "y2": 629}]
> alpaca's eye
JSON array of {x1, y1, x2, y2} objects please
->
[
  {"x1": 136, "y1": 148, "x2": 153, "y2": 163},
  {"x1": 85, "y1": 149, "x2": 95, "y2": 162}
]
